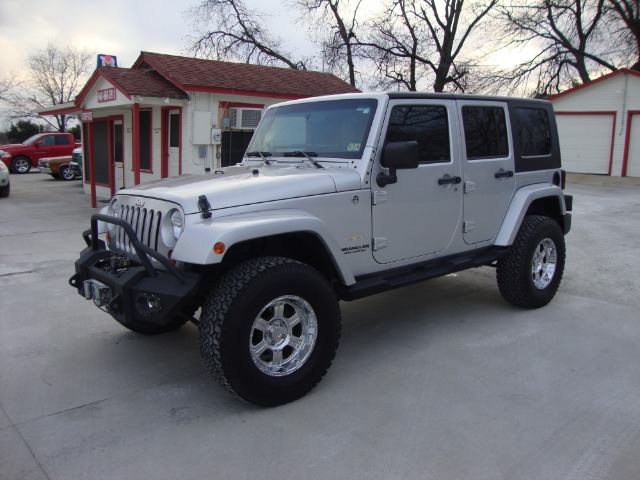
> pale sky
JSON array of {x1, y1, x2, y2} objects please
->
[{"x1": 0, "y1": 0, "x2": 318, "y2": 76}]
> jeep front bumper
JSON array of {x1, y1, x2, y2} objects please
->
[{"x1": 69, "y1": 214, "x2": 200, "y2": 328}]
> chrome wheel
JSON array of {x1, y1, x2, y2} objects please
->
[
  {"x1": 11, "y1": 157, "x2": 30, "y2": 174},
  {"x1": 60, "y1": 165, "x2": 75, "y2": 181},
  {"x1": 249, "y1": 295, "x2": 318, "y2": 377},
  {"x1": 531, "y1": 238, "x2": 557, "y2": 289}
]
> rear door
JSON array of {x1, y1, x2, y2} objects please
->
[
  {"x1": 371, "y1": 99, "x2": 462, "y2": 264},
  {"x1": 458, "y1": 102, "x2": 515, "y2": 245}
]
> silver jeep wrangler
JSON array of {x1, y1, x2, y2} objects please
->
[{"x1": 70, "y1": 92, "x2": 572, "y2": 406}]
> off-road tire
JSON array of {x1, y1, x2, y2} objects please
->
[
  {"x1": 199, "y1": 257, "x2": 341, "y2": 406},
  {"x1": 11, "y1": 156, "x2": 31, "y2": 174},
  {"x1": 497, "y1": 215, "x2": 565, "y2": 308}
]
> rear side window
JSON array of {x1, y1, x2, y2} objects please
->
[
  {"x1": 55, "y1": 136, "x2": 70, "y2": 145},
  {"x1": 385, "y1": 105, "x2": 450, "y2": 163},
  {"x1": 462, "y1": 106, "x2": 509, "y2": 159},
  {"x1": 515, "y1": 108, "x2": 551, "y2": 157}
]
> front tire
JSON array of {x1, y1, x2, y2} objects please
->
[
  {"x1": 199, "y1": 257, "x2": 341, "y2": 406},
  {"x1": 497, "y1": 215, "x2": 566, "y2": 308},
  {"x1": 11, "y1": 156, "x2": 31, "y2": 174}
]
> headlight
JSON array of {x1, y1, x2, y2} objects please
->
[
  {"x1": 162, "y1": 208, "x2": 184, "y2": 247},
  {"x1": 40, "y1": 159, "x2": 49, "y2": 167},
  {"x1": 0, "y1": 150, "x2": 10, "y2": 158},
  {"x1": 0, "y1": 162, "x2": 7, "y2": 172},
  {"x1": 170, "y1": 209, "x2": 183, "y2": 239}
]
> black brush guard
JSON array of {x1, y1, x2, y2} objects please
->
[{"x1": 69, "y1": 214, "x2": 201, "y2": 327}]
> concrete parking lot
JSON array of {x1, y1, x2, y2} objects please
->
[{"x1": 1, "y1": 171, "x2": 640, "y2": 480}]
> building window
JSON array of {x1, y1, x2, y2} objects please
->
[
  {"x1": 170, "y1": 113, "x2": 180, "y2": 148},
  {"x1": 139, "y1": 110, "x2": 152, "y2": 171},
  {"x1": 462, "y1": 106, "x2": 509, "y2": 159},
  {"x1": 385, "y1": 105, "x2": 450, "y2": 163}
]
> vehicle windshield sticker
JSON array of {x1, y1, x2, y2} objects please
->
[{"x1": 347, "y1": 143, "x2": 361, "y2": 152}]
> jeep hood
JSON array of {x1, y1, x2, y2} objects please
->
[{"x1": 117, "y1": 165, "x2": 362, "y2": 214}]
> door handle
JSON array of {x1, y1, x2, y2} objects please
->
[
  {"x1": 495, "y1": 169, "x2": 514, "y2": 179},
  {"x1": 438, "y1": 175, "x2": 462, "y2": 185}
]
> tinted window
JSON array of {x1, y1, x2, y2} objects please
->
[
  {"x1": 515, "y1": 108, "x2": 551, "y2": 156},
  {"x1": 41, "y1": 136, "x2": 55, "y2": 146},
  {"x1": 462, "y1": 106, "x2": 509, "y2": 159},
  {"x1": 55, "y1": 136, "x2": 70, "y2": 145},
  {"x1": 385, "y1": 105, "x2": 450, "y2": 163}
]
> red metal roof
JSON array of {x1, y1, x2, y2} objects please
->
[{"x1": 134, "y1": 51, "x2": 360, "y2": 98}]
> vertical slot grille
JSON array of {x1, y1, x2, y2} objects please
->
[{"x1": 113, "y1": 204, "x2": 162, "y2": 253}]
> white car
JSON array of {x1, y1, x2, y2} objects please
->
[{"x1": 0, "y1": 161, "x2": 10, "y2": 197}]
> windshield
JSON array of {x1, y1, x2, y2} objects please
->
[
  {"x1": 247, "y1": 98, "x2": 378, "y2": 160},
  {"x1": 22, "y1": 134, "x2": 43, "y2": 146}
]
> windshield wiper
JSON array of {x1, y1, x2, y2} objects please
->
[
  {"x1": 283, "y1": 151, "x2": 324, "y2": 169},
  {"x1": 246, "y1": 151, "x2": 273, "y2": 164}
]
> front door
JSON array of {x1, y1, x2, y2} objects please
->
[
  {"x1": 162, "y1": 108, "x2": 181, "y2": 177},
  {"x1": 372, "y1": 100, "x2": 463, "y2": 264},
  {"x1": 457, "y1": 102, "x2": 515, "y2": 244}
]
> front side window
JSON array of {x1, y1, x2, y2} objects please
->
[
  {"x1": 515, "y1": 108, "x2": 551, "y2": 157},
  {"x1": 462, "y1": 106, "x2": 509, "y2": 159},
  {"x1": 385, "y1": 105, "x2": 450, "y2": 163},
  {"x1": 247, "y1": 99, "x2": 378, "y2": 159},
  {"x1": 41, "y1": 136, "x2": 56, "y2": 146}
]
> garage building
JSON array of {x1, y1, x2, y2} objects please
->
[{"x1": 549, "y1": 69, "x2": 640, "y2": 177}]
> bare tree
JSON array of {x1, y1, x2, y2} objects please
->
[
  {"x1": 490, "y1": 0, "x2": 620, "y2": 96},
  {"x1": 607, "y1": 0, "x2": 640, "y2": 70},
  {"x1": 10, "y1": 42, "x2": 93, "y2": 132},
  {"x1": 291, "y1": 0, "x2": 363, "y2": 86},
  {"x1": 359, "y1": 0, "x2": 497, "y2": 92},
  {"x1": 0, "y1": 73, "x2": 20, "y2": 104},
  {"x1": 359, "y1": 0, "x2": 428, "y2": 91},
  {"x1": 186, "y1": 0, "x2": 308, "y2": 69}
]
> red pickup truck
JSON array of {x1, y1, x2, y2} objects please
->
[{"x1": 0, "y1": 133, "x2": 81, "y2": 174}]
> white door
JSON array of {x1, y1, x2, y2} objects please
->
[
  {"x1": 168, "y1": 110, "x2": 180, "y2": 176},
  {"x1": 555, "y1": 113, "x2": 613, "y2": 174},
  {"x1": 625, "y1": 113, "x2": 640, "y2": 177},
  {"x1": 458, "y1": 102, "x2": 516, "y2": 245},
  {"x1": 113, "y1": 120, "x2": 125, "y2": 191},
  {"x1": 371, "y1": 100, "x2": 462, "y2": 264}
]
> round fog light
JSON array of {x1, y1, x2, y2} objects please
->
[{"x1": 136, "y1": 293, "x2": 162, "y2": 316}]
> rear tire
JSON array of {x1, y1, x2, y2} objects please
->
[
  {"x1": 199, "y1": 257, "x2": 341, "y2": 406},
  {"x1": 497, "y1": 215, "x2": 565, "y2": 308}
]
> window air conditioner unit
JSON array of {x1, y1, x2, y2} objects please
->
[{"x1": 229, "y1": 108, "x2": 263, "y2": 129}]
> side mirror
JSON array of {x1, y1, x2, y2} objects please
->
[{"x1": 377, "y1": 141, "x2": 420, "y2": 187}]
